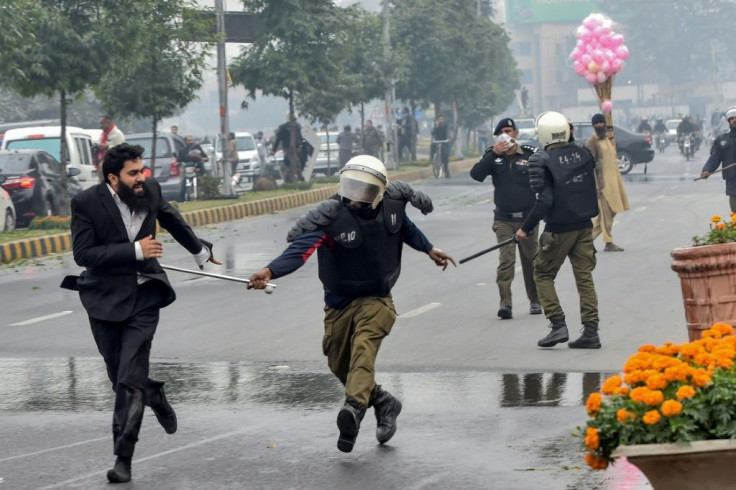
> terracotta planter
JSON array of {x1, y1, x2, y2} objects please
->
[
  {"x1": 613, "y1": 440, "x2": 736, "y2": 490},
  {"x1": 671, "y1": 242, "x2": 736, "y2": 341}
]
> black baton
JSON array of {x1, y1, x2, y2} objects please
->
[{"x1": 459, "y1": 236, "x2": 516, "y2": 264}]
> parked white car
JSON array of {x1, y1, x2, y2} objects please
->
[
  {"x1": 1, "y1": 126, "x2": 97, "y2": 189},
  {"x1": 0, "y1": 186, "x2": 16, "y2": 231}
]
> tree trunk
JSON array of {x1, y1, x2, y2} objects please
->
[
  {"x1": 451, "y1": 100, "x2": 460, "y2": 156},
  {"x1": 150, "y1": 116, "x2": 158, "y2": 178},
  {"x1": 360, "y1": 103, "x2": 365, "y2": 152},
  {"x1": 58, "y1": 90, "x2": 70, "y2": 217},
  {"x1": 326, "y1": 125, "x2": 332, "y2": 176}
]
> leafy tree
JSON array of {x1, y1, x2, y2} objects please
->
[
  {"x1": 391, "y1": 0, "x2": 518, "y2": 147},
  {"x1": 97, "y1": 1, "x2": 214, "y2": 176},
  {"x1": 0, "y1": 88, "x2": 102, "y2": 127},
  {"x1": 229, "y1": 0, "x2": 346, "y2": 182},
  {"x1": 0, "y1": 0, "x2": 127, "y2": 215}
]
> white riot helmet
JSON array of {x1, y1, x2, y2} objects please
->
[
  {"x1": 536, "y1": 111, "x2": 570, "y2": 148},
  {"x1": 726, "y1": 106, "x2": 736, "y2": 120},
  {"x1": 339, "y1": 155, "x2": 388, "y2": 209}
]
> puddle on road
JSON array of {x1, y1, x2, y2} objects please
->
[{"x1": 0, "y1": 357, "x2": 613, "y2": 412}]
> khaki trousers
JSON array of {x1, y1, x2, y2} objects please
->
[
  {"x1": 533, "y1": 228, "x2": 599, "y2": 324},
  {"x1": 592, "y1": 198, "x2": 616, "y2": 243},
  {"x1": 323, "y1": 296, "x2": 396, "y2": 407},
  {"x1": 492, "y1": 220, "x2": 538, "y2": 308}
]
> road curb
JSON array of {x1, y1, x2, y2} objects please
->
[{"x1": 0, "y1": 158, "x2": 478, "y2": 263}]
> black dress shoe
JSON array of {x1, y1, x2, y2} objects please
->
[
  {"x1": 336, "y1": 400, "x2": 366, "y2": 453},
  {"x1": 150, "y1": 386, "x2": 177, "y2": 434},
  {"x1": 107, "y1": 456, "x2": 131, "y2": 483}
]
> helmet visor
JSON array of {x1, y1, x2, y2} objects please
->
[{"x1": 339, "y1": 176, "x2": 382, "y2": 205}]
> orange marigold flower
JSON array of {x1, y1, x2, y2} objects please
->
[
  {"x1": 601, "y1": 375, "x2": 622, "y2": 395},
  {"x1": 616, "y1": 408, "x2": 635, "y2": 423},
  {"x1": 644, "y1": 390, "x2": 664, "y2": 406},
  {"x1": 646, "y1": 374, "x2": 667, "y2": 391},
  {"x1": 717, "y1": 357, "x2": 734, "y2": 369},
  {"x1": 585, "y1": 452, "x2": 608, "y2": 470},
  {"x1": 638, "y1": 344, "x2": 656, "y2": 353},
  {"x1": 717, "y1": 222, "x2": 727, "y2": 230},
  {"x1": 643, "y1": 410, "x2": 661, "y2": 425},
  {"x1": 676, "y1": 385, "x2": 696, "y2": 399},
  {"x1": 586, "y1": 393, "x2": 603, "y2": 415},
  {"x1": 692, "y1": 373, "x2": 712, "y2": 388},
  {"x1": 711, "y1": 322, "x2": 735, "y2": 336},
  {"x1": 585, "y1": 427, "x2": 600, "y2": 450},
  {"x1": 661, "y1": 399, "x2": 683, "y2": 417},
  {"x1": 629, "y1": 386, "x2": 650, "y2": 403},
  {"x1": 712, "y1": 215, "x2": 722, "y2": 223},
  {"x1": 617, "y1": 386, "x2": 630, "y2": 396}
]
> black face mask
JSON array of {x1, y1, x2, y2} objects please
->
[
  {"x1": 594, "y1": 126, "x2": 607, "y2": 138},
  {"x1": 343, "y1": 198, "x2": 379, "y2": 219},
  {"x1": 117, "y1": 179, "x2": 149, "y2": 214}
]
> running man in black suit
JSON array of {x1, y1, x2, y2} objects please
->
[{"x1": 62, "y1": 143, "x2": 221, "y2": 483}]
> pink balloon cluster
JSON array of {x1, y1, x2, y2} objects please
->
[{"x1": 570, "y1": 13, "x2": 629, "y2": 85}]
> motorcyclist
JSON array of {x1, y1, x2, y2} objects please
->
[
  {"x1": 700, "y1": 106, "x2": 736, "y2": 212},
  {"x1": 636, "y1": 117, "x2": 653, "y2": 135},
  {"x1": 653, "y1": 118, "x2": 668, "y2": 150},
  {"x1": 677, "y1": 116, "x2": 699, "y2": 154},
  {"x1": 178, "y1": 135, "x2": 208, "y2": 201}
]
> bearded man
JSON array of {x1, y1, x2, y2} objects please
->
[{"x1": 62, "y1": 143, "x2": 220, "y2": 483}]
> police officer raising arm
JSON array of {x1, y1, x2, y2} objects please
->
[
  {"x1": 700, "y1": 106, "x2": 736, "y2": 212},
  {"x1": 514, "y1": 112, "x2": 602, "y2": 350},
  {"x1": 247, "y1": 156, "x2": 455, "y2": 454},
  {"x1": 470, "y1": 117, "x2": 542, "y2": 320}
]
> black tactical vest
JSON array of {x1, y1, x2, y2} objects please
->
[
  {"x1": 546, "y1": 144, "x2": 598, "y2": 224},
  {"x1": 318, "y1": 198, "x2": 406, "y2": 297}
]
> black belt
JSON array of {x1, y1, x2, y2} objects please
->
[{"x1": 495, "y1": 210, "x2": 526, "y2": 220}]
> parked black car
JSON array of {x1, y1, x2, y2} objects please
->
[
  {"x1": 517, "y1": 122, "x2": 655, "y2": 175},
  {"x1": 0, "y1": 149, "x2": 81, "y2": 227},
  {"x1": 125, "y1": 132, "x2": 187, "y2": 202}
]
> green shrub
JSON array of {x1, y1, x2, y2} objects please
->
[
  {"x1": 198, "y1": 176, "x2": 222, "y2": 200},
  {"x1": 281, "y1": 181, "x2": 315, "y2": 191},
  {"x1": 28, "y1": 216, "x2": 71, "y2": 230}
]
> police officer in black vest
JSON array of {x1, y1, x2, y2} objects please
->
[
  {"x1": 515, "y1": 111, "x2": 602, "y2": 349},
  {"x1": 247, "y1": 156, "x2": 456, "y2": 453},
  {"x1": 470, "y1": 117, "x2": 541, "y2": 320},
  {"x1": 700, "y1": 106, "x2": 736, "y2": 212}
]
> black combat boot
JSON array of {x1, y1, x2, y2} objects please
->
[
  {"x1": 106, "y1": 456, "x2": 132, "y2": 483},
  {"x1": 336, "y1": 399, "x2": 366, "y2": 453},
  {"x1": 569, "y1": 322, "x2": 601, "y2": 349},
  {"x1": 537, "y1": 316, "x2": 569, "y2": 348},
  {"x1": 372, "y1": 387, "x2": 403, "y2": 444}
]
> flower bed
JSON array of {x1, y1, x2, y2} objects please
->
[{"x1": 581, "y1": 322, "x2": 736, "y2": 469}]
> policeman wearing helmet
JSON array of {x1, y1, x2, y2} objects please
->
[
  {"x1": 700, "y1": 106, "x2": 736, "y2": 212},
  {"x1": 515, "y1": 111, "x2": 603, "y2": 350},
  {"x1": 248, "y1": 155, "x2": 455, "y2": 453}
]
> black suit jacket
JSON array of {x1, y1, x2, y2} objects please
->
[{"x1": 62, "y1": 179, "x2": 205, "y2": 321}]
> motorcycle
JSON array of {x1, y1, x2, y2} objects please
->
[
  {"x1": 656, "y1": 133, "x2": 667, "y2": 154},
  {"x1": 681, "y1": 133, "x2": 694, "y2": 161},
  {"x1": 183, "y1": 164, "x2": 199, "y2": 201}
]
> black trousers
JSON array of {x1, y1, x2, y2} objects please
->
[{"x1": 89, "y1": 281, "x2": 166, "y2": 458}]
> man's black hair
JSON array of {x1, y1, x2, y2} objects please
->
[{"x1": 102, "y1": 143, "x2": 144, "y2": 184}]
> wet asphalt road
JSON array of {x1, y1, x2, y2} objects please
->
[{"x1": 0, "y1": 146, "x2": 717, "y2": 489}]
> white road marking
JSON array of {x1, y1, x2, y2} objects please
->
[
  {"x1": 400, "y1": 303, "x2": 441, "y2": 318},
  {"x1": 0, "y1": 436, "x2": 108, "y2": 463},
  {"x1": 40, "y1": 429, "x2": 251, "y2": 489},
  {"x1": 8, "y1": 311, "x2": 73, "y2": 326}
]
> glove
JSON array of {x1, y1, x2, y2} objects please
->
[
  {"x1": 410, "y1": 190, "x2": 433, "y2": 215},
  {"x1": 528, "y1": 151, "x2": 549, "y2": 194}
]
